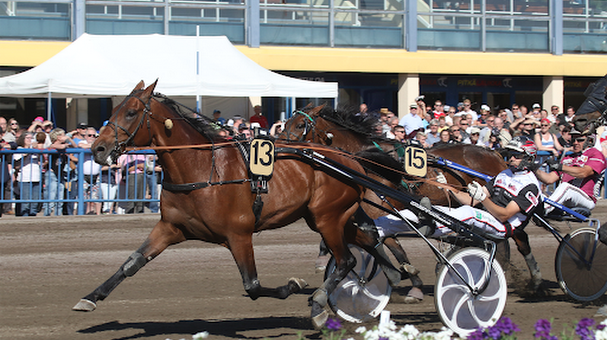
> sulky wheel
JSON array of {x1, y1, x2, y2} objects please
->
[
  {"x1": 435, "y1": 247, "x2": 507, "y2": 337},
  {"x1": 324, "y1": 244, "x2": 392, "y2": 323},
  {"x1": 555, "y1": 227, "x2": 607, "y2": 301}
]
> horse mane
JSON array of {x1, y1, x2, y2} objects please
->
[
  {"x1": 577, "y1": 74, "x2": 607, "y2": 116},
  {"x1": 355, "y1": 148, "x2": 406, "y2": 187},
  {"x1": 314, "y1": 105, "x2": 380, "y2": 140},
  {"x1": 156, "y1": 95, "x2": 221, "y2": 140}
]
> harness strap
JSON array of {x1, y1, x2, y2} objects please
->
[{"x1": 162, "y1": 179, "x2": 250, "y2": 192}]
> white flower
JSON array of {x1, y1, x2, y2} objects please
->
[
  {"x1": 192, "y1": 331, "x2": 209, "y2": 339},
  {"x1": 356, "y1": 326, "x2": 368, "y2": 334}
]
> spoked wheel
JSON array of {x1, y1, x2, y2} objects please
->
[
  {"x1": 324, "y1": 244, "x2": 392, "y2": 323},
  {"x1": 555, "y1": 227, "x2": 607, "y2": 301},
  {"x1": 435, "y1": 247, "x2": 508, "y2": 337}
]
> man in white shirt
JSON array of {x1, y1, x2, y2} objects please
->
[{"x1": 399, "y1": 104, "x2": 425, "y2": 139}]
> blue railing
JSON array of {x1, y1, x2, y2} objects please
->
[{"x1": 0, "y1": 149, "x2": 161, "y2": 216}]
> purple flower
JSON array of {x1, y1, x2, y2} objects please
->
[
  {"x1": 466, "y1": 328, "x2": 487, "y2": 340},
  {"x1": 325, "y1": 317, "x2": 342, "y2": 331},
  {"x1": 494, "y1": 317, "x2": 521, "y2": 336},
  {"x1": 598, "y1": 324, "x2": 606, "y2": 331},
  {"x1": 575, "y1": 318, "x2": 595, "y2": 340},
  {"x1": 534, "y1": 319, "x2": 553, "y2": 339}
]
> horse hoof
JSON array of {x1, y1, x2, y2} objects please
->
[
  {"x1": 72, "y1": 299, "x2": 97, "y2": 312},
  {"x1": 311, "y1": 309, "x2": 329, "y2": 330},
  {"x1": 288, "y1": 277, "x2": 308, "y2": 290}
]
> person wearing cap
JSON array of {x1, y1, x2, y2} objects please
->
[
  {"x1": 238, "y1": 123, "x2": 252, "y2": 139},
  {"x1": 468, "y1": 127, "x2": 483, "y2": 146},
  {"x1": 212, "y1": 110, "x2": 226, "y2": 126},
  {"x1": 27, "y1": 117, "x2": 45, "y2": 133},
  {"x1": 71, "y1": 122, "x2": 89, "y2": 146},
  {"x1": 399, "y1": 103, "x2": 425, "y2": 139},
  {"x1": 534, "y1": 129, "x2": 607, "y2": 214},
  {"x1": 531, "y1": 103, "x2": 542, "y2": 116}
]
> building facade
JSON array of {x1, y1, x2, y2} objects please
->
[{"x1": 1, "y1": 0, "x2": 606, "y2": 125}]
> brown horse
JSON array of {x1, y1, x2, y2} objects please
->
[
  {"x1": 73, "y1": 80, "x2": 396, "y2": 328},
  {"x1": 280, "y1": 105, "x2": 549, "y2": 292}
]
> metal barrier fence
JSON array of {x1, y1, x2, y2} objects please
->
[{"x1": 0, "y1": 149, "x2": 161, "y2": 216}]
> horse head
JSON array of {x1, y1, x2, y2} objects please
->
[
  {"x1": 573, "y1": 74, "x2": 607, "y2": 134},
  {"x1": 280, "y1": 104, "x2": 328, "y2": 143},
  {"x1": 92, "y1": 80, "x2": 159, "y2": 165}
]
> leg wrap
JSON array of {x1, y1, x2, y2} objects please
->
[
  {"x1": 524, "y1": 253, "x2": 541, "y2": 280},
  {"x1": 123, "y1": 252, "x2": 148, "y2": 277}
]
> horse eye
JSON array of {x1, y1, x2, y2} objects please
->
[
  {"x1": 296, "y1": 123, "x2": 305, "y2": 129},
  {"x1": 126, "y1": 109, "x2": 138, "y2": 118}
]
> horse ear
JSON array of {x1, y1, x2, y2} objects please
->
[
  {"x1": 308, "y1": 103, "x2": 326, "y2": 117},
  {"x1": 140, "y1": 79, "x2": 158, "y2": 102},
  {"x1": 130, "y1": 80, "x2": 145, "y2": 94}
]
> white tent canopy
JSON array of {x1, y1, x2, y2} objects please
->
[{"x1": 0, "y1": 33, "x2": 338, "y2": 99}]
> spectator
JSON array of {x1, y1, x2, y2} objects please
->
[
  {"x1": 445, "y1": 105, "x2": 457, "y2": 126},
  {"x1": 434, "y1": 129, "x2": 453, "y2": 146},
  {"x1": 468, "y1": 127, "x2": 482, "y2": 146},
  {"x1": 118, "y1": 153, "x2": 146, "y2": 214},
  {"x1": 81, "y1": 132, "x2": 102, "y2": 215},
  {"x1": 27, "y1": 116, "x2": 45, "y2": 133},
  {"x1": 100, "y1": 161, "x2": 120, "y2": 215},
  {"x1": 414, "y1": 131, "x2": 429, "y2": 148},
  {"x1": 13, "y1": 132, "x2": 41, "y2": 216},
  {"x1": 212, "y1": 110, "x2": 226, "y2": 126},
  {"x1": 534, "y1": 118, "x2": 563, "y2": 163},
  {"x1": 145, "y1": 155, "x2": 162, "y2": 214},
  {"x1": 487, "y1": 131, "x2": 502, "y2": 150},
  {"x1": 238, "y1": 123, "x2": 252, "y2": 139},
  {"x1": 557, "y1": 125, "x2": 573, "y2": 153},
  {"x1": 493, "y1": 117, "x2": 512, "y2": 146},
  {"x1": 425, "y1": 120, "x2": 440, "y2": 146},
  {"x1": 3, "y1": 118, "x2": 19, "y2": 143},
  {"x1": 70, "y1": 122, "x2": 88, "y2": 145},
  {"x1": 461, "y1": 99, "x2": 478, "y2": 122},
  {"x1": 399, "y1": 104, "x2": 425, "y2": 139},
  {"x1": 269, "y1": 120, "x2": 284, "y2": 137},
  {"x1": 458, "y1": 118, "x2": 471, "y2": 142},
  {"x1": 249, "y1": 105, "x2": 269, "y2": 129},
  {"x1": 392, "y1": 125, "x2": 406, "y2": 142},
  {"x1": 535, "y1": 129, "x2": 607, "y2": 214},
  {"x1": 432, "y1": 100, "x2": 446, "y2": 119},
  {"x1": 44, "y1": 128, "x2": 76, "y2": 216},
  {"x1": 231, "y1": 116, "x2": 244, "y2": 136},
  {"x1": 450, "y1": 126, "x2": 464, "y2": 143}
]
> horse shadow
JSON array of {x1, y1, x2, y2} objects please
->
[{"x1": 78, "y1": 316, "x2": 319, "y2": 340}]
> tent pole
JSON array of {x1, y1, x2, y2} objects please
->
[
  {"x1": 196, "y1": 25, "x2": 201, "y2": 114},
  {"x1": 47, "y1": 91, "x2": 52, "y2": 121}
]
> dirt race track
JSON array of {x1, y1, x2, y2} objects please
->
[{"x1": 3, "y1": 201, "x2": 607, "y2": 340}]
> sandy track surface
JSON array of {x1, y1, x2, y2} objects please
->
[{"x1": 2, "y1": 202, "x2": 607, "y2": 340}]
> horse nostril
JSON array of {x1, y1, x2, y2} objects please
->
[{"x1": 95, "y1": 145, "x2": 106, "y2": 154}]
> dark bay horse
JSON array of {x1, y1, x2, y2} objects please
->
[
  {"x1": 73, "y1": 80, "x2": 395, "y2": 328},
  {"x1": 280, "y1": 105, "x2": 548, "y2": 292},
  {"x1": 572, "y1": 74, "x2": 607, "y2": 134}
]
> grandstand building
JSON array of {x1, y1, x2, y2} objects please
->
[{"x1": 1, "y1": 0, "x2": 606, "y2": 125}]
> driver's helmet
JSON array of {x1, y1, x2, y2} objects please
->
[
  {"x1": 505, "y1": 136, "x2": 537, "y2": 158},
  {"x1": 504, "y1": 136, "x2": 537, "y2": 171}
]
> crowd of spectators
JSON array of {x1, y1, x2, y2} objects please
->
[
  {"x1": 375, "y1": 97, "x2": 607, "y2": 203},
  {"x1": 0, "y1": 104, "x2": 276, "y2": 217},
  {"x1": 0, "y1": 117, "x2": 163, "y2": 216}
]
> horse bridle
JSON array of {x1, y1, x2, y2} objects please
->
[
  {"x1": 286, "y1": 110, "x2": 334, "y2": 144},
  {"x1": 104, "y1": 92, "x2": 154, "y2": 163}
]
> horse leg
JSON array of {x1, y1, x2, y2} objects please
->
[
  {"x1": 72, "y1": 220, "x2": 186, "y2": 312},
  {"x1": 512, "y1": 228, "x2": 543, "y2": 290},
  {"x1": 228, "y1": 234, "x2": 308, "y2": 302},
  {"x1": 315, "y1": 239, "x2": 331, "y2": 273},
  {"x1": 382, "y1": 237, "x2": 424, "y2": 303}
]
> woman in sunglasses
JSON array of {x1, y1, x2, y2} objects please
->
[{"x1": 535, "y1": 129, "x2": 607, "y2": 214}]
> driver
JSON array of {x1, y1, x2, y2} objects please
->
[
  {"x1": 373, "y1": 136, "x2": 542, "y2": 241},
  {"x1": 534, "y1": 129, "x2": 606, "y2": 215}
]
